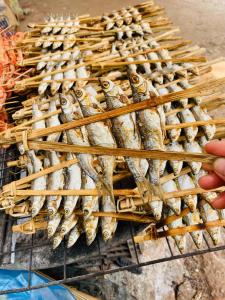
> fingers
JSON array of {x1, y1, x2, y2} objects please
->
[
  {"x1": 211, "y1": 192, "x2": 225, "y2": 209},
  {"x1": 213, "y1": 158, "x2": 225, "y2": 181},
  {"x1": 205, "y1": 140, "x2": 225, "y2": 156},
  {"x1": 198, "y1": 172, "x2": 225, "y2": 190}
]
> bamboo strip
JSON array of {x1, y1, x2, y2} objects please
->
[
  {"x1": 134, "y1": 219, "x2": 225, "y2": 243},
  {"x1": 27, "y1": 140, "x2": 216, "y2": 163}
]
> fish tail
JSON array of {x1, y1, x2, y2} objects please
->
[
  {"x1": 136, "y1": 179, "x2": 153, "y2": 205},
  {"x1": 96, "y1": 178, "x2": 115, "y2": 203}
]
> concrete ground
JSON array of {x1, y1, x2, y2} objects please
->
[{"x1": 18, "y1": 0, "x2": 225, "y2": 299}]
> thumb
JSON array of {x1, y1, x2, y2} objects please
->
[{"x1": 213, "y1": 158, "x2": 225, "y2": 182}]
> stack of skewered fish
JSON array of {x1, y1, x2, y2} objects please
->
[{"x1": 1, "y1": 1, "x2": 225, "y2": 253}]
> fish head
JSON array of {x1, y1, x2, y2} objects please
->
[
  {"x1": 74, "y1": 88, "x2": 102, "y2": 115},
  {"x1": 100, "y1": 78, "x2": 129, "y2": 109},
  {"x1": 47, "y1": 226, "x2": 54, "y2": 238},
  {"x1": 60, "y1": 93, "x2": 82, "y2": 120},
  {"x1": 53, "y1": 235, "x2": 63, "y2": 249},
  {"x1": 86, "y1": 228, "x2": 96, "y2": 246},
  {"x1": 128, "y1": 72, "x2": 149, "y2": 101},
  {"x1": 102, "y1": 229, "x2": 113, "y2": 241}
]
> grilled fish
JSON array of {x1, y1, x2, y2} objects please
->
[
  {"x1": 100, "y1": 78, "x2": 153, "y2": 211},
  {"x1": 64, "y1": 153, "x2": 82, "y2": 218},
  {"x1": 183, "y1": 208, "x2": 203, "y2": 248},
  {"x1": 176, "y1": 173, "x2": 197, "y2": 212}
]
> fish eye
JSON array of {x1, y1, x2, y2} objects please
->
[
  {"x1": 102, "y1": 80, "x2": 110, "y2": 89},
  {"x1": 60, "y1": 98, "x2": 67, "y2": 105},
  {"x1": 61, "y1": 228, "x2": 66, "y2": 233},
  {"x1": 131, "y1": 74, "x2": 139, "y2": 84},
  {"x1": 74, "y1": 89, "x2": 83, "y2": 98}
]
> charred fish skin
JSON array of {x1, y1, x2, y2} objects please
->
[
  {"x1": 28, "y1": 150, "x2": 47, "y2": 217},
  {"x1": 82, "y1": 173, "x2": 99, "y2": 245},
  {"x1": 74, "y1": 87, "x2": 116, "y2": 200},
  {"x1": 47, "y1": 151, "x2": 64, "y2": 217},
  {"x1": 199, "y1": 200, "x2": 221, "y2": 245},
  {"x1": 64, "y1": 152, "x2": 82, "y2": 218},
  {"x1": 100, "y1": 78, "x2": 153, "y2": 207},
  {"x1": 59, "y1": 93, "x2": 108, "y2": 195}
]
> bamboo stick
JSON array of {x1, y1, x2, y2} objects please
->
[
  {"x1": 134, "y1": 219, "x2": 225, "y2": 243},
  {"x1": 27, "y1": 140, "x2": 216, "y2": 164}
]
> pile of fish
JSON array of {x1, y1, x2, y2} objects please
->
[{"x1": 0, "y1": 0, "x2": 225, "y2": 253}]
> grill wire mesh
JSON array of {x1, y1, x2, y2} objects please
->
[{"x1": 1, "y1": 147, "x2": 225, "y2": 295}]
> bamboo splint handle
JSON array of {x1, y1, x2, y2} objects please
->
[{"x1": 134, "y1": 219, "x2": 225, "y2": 243}]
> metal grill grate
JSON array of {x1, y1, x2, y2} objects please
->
[{"x1": 1, "y1": 147, "x2": 225, "y2": 295}]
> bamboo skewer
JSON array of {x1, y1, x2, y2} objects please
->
[{"x1": 134, "y1": 219, "x2": 225, "y2": 243}]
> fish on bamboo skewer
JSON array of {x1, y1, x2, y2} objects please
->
[
  {"x1": 162, "y1": 174, "x2": 181, "y2": 215},
  {"x1": 166, "y1": 141, "x2": 183, "y2": 175},
  {"x1": 178, "y1": 108, "x2": 198, "y2": 142},
  {"x1": 183, "y1": 207, "x2": 203, "y2": 248},
  {"x1": 191, "y1": 105, "x2": 216, "y2": 140},
  {"x1": 129, "y1": 71, "x2": 164, "y2": 220},
  {"x1": 46, "y1": 98, "x2": 61, "y2": 142},
  {"x1": 64, "y1": 152, "x2": 82, "y2": 218},
  {"x1": 183, "y1": 140, "x2": 202, "y2": 174},
  {"x1": 100, "y1": 78, "x2": 152, "y2": 208},
  {"x1": 166, "y1": 209, "x2": 186, "y2": 253},
  {"x1": 59, "y1": 93, "x2": 110, "y2": 196},
  {"x1": 74, "y1": 86, "x2": 117, "y2": 240},
  {"x1": 46, "y1": 151, "x2": 64, "y2": 217},
  {"x1": 82, "y1": 172, "x2": 99, "y2": 245},
  {"x1": 176, "y1": 173, "x2": 198, "y2": 212},
  {"x1": 67, "y1": 219, "x2": 83, "y2": 248},
  {"x1": 28, "y1": 150, "x2": 47, "y2": 217},
  {"x1": 199, "y1": 199, "x2": 221, "y2": 245},
  {"x1": 47, "y1": 211, "x2": 62, "y2": 238},
  {"x1": 53, "y1": 213, "x2": 79, "y2": 249}
]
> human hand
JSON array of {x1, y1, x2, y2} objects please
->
[{"x1": 198, "y1": 140, "x2": 225, "y2": 209}]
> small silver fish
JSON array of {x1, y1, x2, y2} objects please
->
[
  {"x1": 67, "y1": 220, "x2": 83, "y2": 248},
  {"x1": 167, "y1": 209, "x2": 186, "y2": 253},
  {"x1": 47, "y1": 151, "x2": 64, "y2": 217},
  {"x1": 179, "y1": 80, "x2": 201, "y2": 105},
  {"x1": 183, "y1": 141, "x2": 202, "y2": 174},
  {"x1": 162, "y1": 177, "x2": 181, "y2": 215},
  {"x1": 129, "y1": 72, "x2": 164, "y2": 219},
  {"x1": 64, "y1": 152, "x2": 82, "y2": 218},
  {"x1": 28, "y1": 150, "x2": 47, "y2": 217},
  {"x1": 51, "y1": 63, "x2": 63, "y2": 95},
  {"x1": 176, "y1": 173, "x2": 198, "y2": 212},
  {"x1": 100, "y1": 78, "x2": 153, "y2": 209},
  {"x1": 59, "y1": 93, "x2": 108, "y2": 195},
  {"x1": 82, "y1": 173, "x2": 99, "y2": 245},
  {"x1": 168, "y1": 84, "x2": 188, "y2": 107},
  {"x1": 199, "y1": 200, "x2": 221, "y2": 245},
  {"x1": 62, "y1": 60, "x2": 76, "y2": 92},
  {"x1": 191, "y1": 106, "x2": 216, "y2": 140},
  {"x1": 47, "y1": 212, "x2": 62, "y2": 238},
  {"x1": 166, "y1": 142, "x2": 184, "y2": 175},
  {"x1": 46, "y1": 99, "x2": 61, "y2": 142},
  {"x1": 38, "y1": 67, "x2": 53, "y2": 95},
  {"x1": 53, "y1": 35, "x2": 64, "y2": 50},
  {"x1": 179, "y1": 108, "x2": 198, "y2": 142},
  {"x1": 183, "y1": 208, "x2": 203, "y2": 248},
  {"x1": 64, "y1": 34, "x2": 76, "y2": 50},
  {"x1": 166, "y1": 113, "x2": 181, "y2": 142}
]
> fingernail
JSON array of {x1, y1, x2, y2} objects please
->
[{"x1": 213, "y1": 158, "x2": 225, "y2": 176}]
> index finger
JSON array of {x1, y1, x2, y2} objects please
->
[{"x1": 205, "y1": 140, "x2": 225, "y2": 156}]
